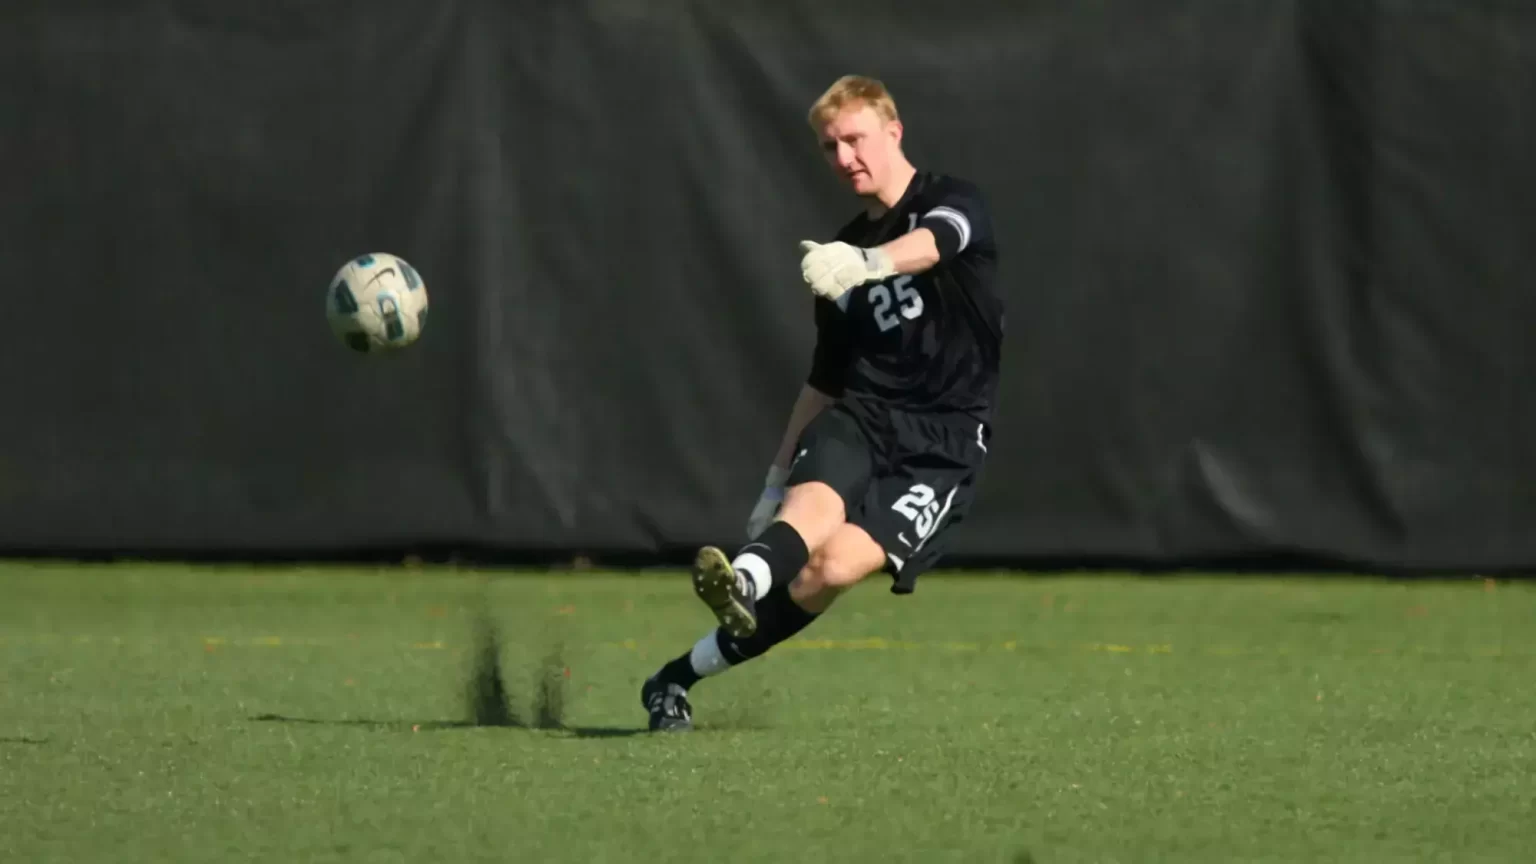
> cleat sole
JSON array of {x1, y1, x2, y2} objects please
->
[{"x1": 691, "y1": 546, "x2": 757, "y2": 638}]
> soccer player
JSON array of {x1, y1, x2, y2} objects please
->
[{"x1": 642, "y1": 74, "x2": 1005, "y2": 731}]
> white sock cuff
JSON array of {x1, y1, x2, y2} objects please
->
[
  {"x1": 689, "y1": 632, "x2": 730, "y2": 677},
  {"x1": 732, "y1": 552, "x2": 772, "y2": 601}
]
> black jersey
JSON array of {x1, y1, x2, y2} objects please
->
[{"x1": 805, "y1": 171, "x2": 1004, "y2": 422}]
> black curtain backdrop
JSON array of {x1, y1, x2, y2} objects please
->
[{"x1": 3, "y1": 2, "x2": 1533, "y2": 571}]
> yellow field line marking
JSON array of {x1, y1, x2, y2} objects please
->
[{"x1": 0, "y1": 634, "x2": 1526, "y2": 659}]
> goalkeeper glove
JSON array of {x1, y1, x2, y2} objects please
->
[
  {"x1": 799, "y1": 240, "x2": 895, "y2": 303},
  {"x1": 746, "y1": 464, "x2": 791, "y2": 540}
]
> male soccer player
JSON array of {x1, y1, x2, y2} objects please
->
[{"x1": 642, "y1": 74, "x2": 1004, "y2": 731}]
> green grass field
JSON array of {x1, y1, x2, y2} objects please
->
[{"x1": 3, "y1": 562, "x2": 1533, "y2": 863}]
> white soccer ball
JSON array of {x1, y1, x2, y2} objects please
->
[{"x1": 326, "y1": 252, "x2": 430, "y2": 353}]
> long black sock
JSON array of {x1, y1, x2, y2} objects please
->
[
  {"x1": 715, "y1": 583, "x2": 820, "y2": 665},
  {"x1": 734, "y1": 520, "x2": 811, "y2": 596},
  {"x1": 656, "y1": 652, "x2": 703, "y2": 689},
  {"x1": 652, "y1": 585, "x2": 821, "y2": 690}
]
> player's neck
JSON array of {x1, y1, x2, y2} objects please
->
[{"x1": 864, "y1": 161, "x2": 918, "y2": 218}]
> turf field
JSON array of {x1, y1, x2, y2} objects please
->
[{"x1": 2, "y1": 562, "x2": 1533, "y2": 863}]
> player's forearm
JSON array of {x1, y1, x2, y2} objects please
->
[
  {"x1": 772, "y1": 385, "x2": 836, "y2": 469},
  {"x1": 874, "y1": 228, "x2": 941, "y2": 276}
]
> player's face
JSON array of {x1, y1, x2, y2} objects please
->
[{"x1": 818, "y1": 104, "x2": 902, "y2": 198}]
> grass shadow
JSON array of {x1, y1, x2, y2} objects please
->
[
  {"x1": 248, "y1": 594, "x2": 755, "y2": 742},
  {"x1": 250, "y1": 713, "x2": 475, "y2": 731},
  {"x1": 565, "y1": 726, "x2": 649, "y2": 739},
  {"x1": 1, "y1": 736, "x2": 47, "y2": 745},
  {"x1": 249, "y1": 713, "x2": 651, "y2": 738}
]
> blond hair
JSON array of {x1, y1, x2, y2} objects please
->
[{"x1": 807, "y1": 75, "x2": 900, "y2": 130}]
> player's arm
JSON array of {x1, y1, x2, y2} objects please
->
[
  {"x1": 769, "y1": 384, "x2": 836, "y2": 471},
  {"x1": 745, "y1": 299, "x2": 847, "y2": 538},
  {"x1": 746, "y1": 388, "x2": 836, "y2": 540},
  {"x1": 869, "y1": 227, "x2": 941, "y2": 275},
  {"x1": 875, "y1": 186, "x2": 989, "y2": 274},
  {"x1": 799, "y1": 181, "x2": 992, "y2": 301}
]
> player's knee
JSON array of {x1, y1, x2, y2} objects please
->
[
  {"x1": 793, "y1": 552, "x2": 856, "y2": 608},
  {"x1": 794, "y1": 552, "x2": 839, "y2": 597},
  {"x1": 789, "y1": 554, "x2": 848, "y2": 614},
  {"x1": 788, "y1": 512, "x2": 889, "y2": 614},
  {"x1": 778, "y1": 482, "x2": 847, "y2": 551},
  {"x1": 805, "y1": 538, "x2": 881, "y2": 590}
]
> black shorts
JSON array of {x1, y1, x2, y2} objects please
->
[{"x1": 786, "y1": 402, "x2": 991, "y2": 594}]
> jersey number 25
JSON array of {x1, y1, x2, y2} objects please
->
[{"x1": 869, "y1": 275, "x2": 924, "y2": 332}]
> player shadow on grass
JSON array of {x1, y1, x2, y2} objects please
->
[
  {"x1": 1, "y1": 736, "x2": 48, "y2": 745},
  {"x1": 250, "y1": 714, "x2": 476, "y2": 731},
  {"x1": 250, "y1": 612, "x2": 772, "y2": 738},
  {"x1": 248, "y1": 713, "x2": 652, "y2": 738}
]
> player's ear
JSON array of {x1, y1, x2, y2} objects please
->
[{"x1": 886, "y1": 119, "x2": 903, "y2": 146}]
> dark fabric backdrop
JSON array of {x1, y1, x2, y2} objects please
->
[{"x1": 3, "y1": 1, "x2": 1533, "y2": 570}]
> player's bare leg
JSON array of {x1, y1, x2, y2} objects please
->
[
  {"x1": 788, "y1": 522, "x2": 888, "y2": 614},
  {"x1": 774, "y1": 481, "x2": 849, "y2": 550}
]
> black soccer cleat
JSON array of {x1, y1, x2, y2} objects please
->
[
  {"x1": 691, "y1": 546, "x2": 757, "y2": 639},
  {"x1": 642, "y1": 676, "x2": 693, "y2": 732}
]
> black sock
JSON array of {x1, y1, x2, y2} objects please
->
[
  {"x1": 654, "y1": 585, "x2": 821, "y2": 691},
  {"x1": 655, "y1": 651, "x2": 702, "y2": 689},
  {"x1": 653, "y1": 550, "x2": 820, "y2": 692},
  {"x1": 735, "y1": 520, "x2": 811, "y2": 594},
  {"x1": 715, "y1": 583, "x2": 820, "y2": 665}
]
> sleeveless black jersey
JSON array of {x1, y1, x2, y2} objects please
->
[{"x1": 805, "y1": 171, "x2": 1004, "y2": 423}]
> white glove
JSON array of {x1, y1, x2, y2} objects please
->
[
  {"x1": 746, "y1": 465, "x2": 791, "y2": 539},
  {"x1": 799, "y1": 240, "x2": 895, "y2": 302}
]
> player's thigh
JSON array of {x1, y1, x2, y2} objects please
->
[
  {"x1": 810, "y1": 522, "x2": 888, "y2": 588},
  {"x1": 790, "y1": 522, "x2": 888, "y2": 612},
  {"x1": 777, "y1": 482, "x2": 845, "y2": 552},
  {"x1": 778, "y1": 407, "x2": 875, "y2": 551}
]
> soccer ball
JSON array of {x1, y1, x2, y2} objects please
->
[{"x1": 326, "y1": 253, "x2": 430, "y2": 352}]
